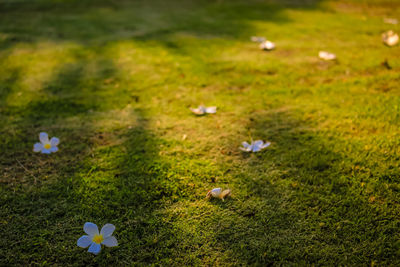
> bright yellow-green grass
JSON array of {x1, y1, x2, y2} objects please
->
[{"x1": 1, "y1": 0, "x2": 400, "y2": 265}]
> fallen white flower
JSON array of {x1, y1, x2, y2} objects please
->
[
  {"x1": 259, "y1": 40, "x2": 275, "y2": 51},
  {"x1": 319, "y1": 51, "x2": 337, "y2": 61},
  {"x1": 33, "y1": 132, "x2": 59, "y2": 154},
  {"x1": 383, "y1": 18, "x2": 398, "y2": 25},
  {"x1": 190, "y1": 105, "x2": 217, "y2": 115},
  {"x1": 206, "y1": 188, "x2": 231, "y2": 201},
  {"x1": 251, "y1": 36, "x2": 266, "y2": 43},
  {"x1": 382, "y1": 30, "x2": 399, "y2": 47},
  {"x1": 77, "y1": 222, "x2": 118, "y2": 255},
  {"x1": 240, "y1": 140, "x2": 271, "y2": 152}
]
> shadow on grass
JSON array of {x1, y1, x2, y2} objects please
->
[
  {"x1": 0, "y1": 0, "x2": 326, "y2": 50},
  {"x1": 0, "y1": 49, "x2": 137, "y2": 264},
  {"x1": 207, "y1": 109, "x2": 399, "y2": 264},
  {"x1": 0, "y1": 43, "x2": 194, "y2": 265}
]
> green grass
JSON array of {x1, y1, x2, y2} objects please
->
[{"x1": 1, "y1": 0, "x2": 400, "y2": 265}]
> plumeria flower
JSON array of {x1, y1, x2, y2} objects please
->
[
  {"x1": 33, "y1": 132, "x2": 59, "y2": 154},
  {"x1": 77, "y1": 222, "x2": 118, "y2": 255},
  {"x1": 384, "y1": 18, "x2": 398, "y2": 25},
  {"x1": 240, "y1": 140, "x2": 271, "y2": 152},
  {"x1": 251, "y1": 36, "x2": 266, "y2": 43},
  {"x1": 319, "y1": 51, "x2": 336, "y2": 61},
  {"x1": 190, "y1": 105, "x2": 217, "y2": 115},
  {"x1": 259, "y1": 40, "x2": 275, "y2": 51},
  {"x1": 382, "y1": 30, "x2": 399, "y2": 47},
  {"x1": 206, "y1": 188, "x2": 231, "y2": 201}
]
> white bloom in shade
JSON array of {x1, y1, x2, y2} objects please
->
[
  {"x1": 240, "y1": 140, "x2": 271, "y2": 152},
  {"x1": 33, "y1": 132, "x2": 59, "y2": 154},
  {"x1": 319, "y1": 51, "x2": 336, "y2": 61},
  {"x1": 259, "y1": 40, "x2": 275, "y2": 51},
  {"x1": 77, "y1": 222, "x2": 118, "y2": 255},
  {"x1": 382, "y1": 30, "x2": 399, "y2": 47},
  {"x1": 190, "y1": 105, "x2": 217, "y2": 115},
  {"x1": 206, "y1": 188, "x2": 231, "y2": 201}
]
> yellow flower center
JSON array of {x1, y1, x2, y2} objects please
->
[
  {"x1": 44, "y1": 143, "x2": 51, "y2": 149},
  {"x1": 92, "y1": 234, "x2": 104, "y2": 244}
]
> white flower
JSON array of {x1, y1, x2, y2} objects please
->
[
  {"x1": 206, "y1": 188, "x2": 231, "y2": 201},
  {"x1": 384, "y1": 18, "x2": 398, "y2": 25},
  {"x1": 259, "y1": 40, "x2": 275, "y2": 51},
  {"x1": 319, "y1": 51, "x2": 336, "y2": 61},
  {"x1": 77, "y1": 222, "x2": 118, "y2": 255},
  {"x1": 251, "y1": 36, "x2": 266, "y2": 43},
  {"x1": 33, "y1": 132, "x2": 59, "y2": 154},
  {"x1": 240, "y1": 140, "x2": 271, "y2": 152},
  {"x1": 382, "y1": 30, "x2": 399, "y2": 47},
  {"x1": 190, "y1": 105, "x2": 217, "y2": 115}
]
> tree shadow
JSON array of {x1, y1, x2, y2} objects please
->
[
  {"x1": 0, "y1": 0, "x2": 326, "y2": 51},
  {"x1": 205, "y1": 109, "x2": 399, "y2": 264},
  {"x1": 0, "y1": 38, "x2": 198, "y2": 264},
  {"x1": 0, "y1": 48, "x2": 144, "y2": 264}
]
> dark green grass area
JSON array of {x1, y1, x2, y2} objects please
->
[{"x1": 1, "y1": 0, "x2": 400, "y2": 265}]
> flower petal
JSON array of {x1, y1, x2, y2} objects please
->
[
  {"x1": 261, "y1": 142, "x2": 271, "y2": 149},
  {"x1": 190, "y1": 107, "x2": 204, "y2": 115},
  {"x1": 210, "y1": 188, "x2": 221, "y2": 197},
  {"x1": 33, "y1": 143, "x2": 43, "y2": 152},
  {"x1": 77, "y1": 235, "x2": 92, "y2": 248},
  {"x1": 39, "y1": 132, "x2": 49, "y2": 144},
  {"x1": 84, "y1": 222, "x2": 99, "y2": 236},
  {"x1": 240, "y1": 142, "x2": 252, "y2": 152},
  {"x1": 242, "y1": 142, "x2": 251, "y2": 148},
  {"x1": 100, "y1": 224, "x2": 115, "y2": 238},
  {"x1": 88, "y1": 242, "x2": 101, "y2": 255},
  {"x1": 102, "y1": 236, "x2": 118, "y2": 247},
  {"x1": 50, "y1": 137, "x2": 59, "y2": 146},
  {"x1": 205, "y1": 106, "x2": 216, "y2": 114},
  {"x1": 252, "y1": 140, "x2": 264, "y2": 152},
  {"x1": 41, "y1": 149, "x2": 51, "y2": 154},
  {"x1": 50, "y1": 146, "x2": 58, "y2": 153},
  {"x1": 253, "y1": 140, "x2": 263, "y2": 147}
]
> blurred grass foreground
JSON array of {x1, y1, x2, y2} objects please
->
[{"x1": 1, "y1": 0, "x2": 400, "y2": 265}]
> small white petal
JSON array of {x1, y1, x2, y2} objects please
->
[
  {"x1": 260, "y1": 40, "x2": 275, "y2": 50},
  {"x1": 39, "y1": 132, "x2": 49, "y2": 144},
  {"x1": 33, "y1": 143, "x2": 43, "y2": 152},
  {"x1": 382, "y1": 31, "x2": 399, "y2": 46},
  {"x1": 50, "y1": 146, "x2": 58, "y2": 153},
  {"x1": 88, "y1": 242, "x2": 101, "y2": 255},
  {"x1": 319, "y1": 51, "x2": 336, "y2": 60},
  {"x1": 50, "y1": 137, "x2": 59, "y2": 146},
  {"x1": 253, "y1": 140, "x2": 263, "y2": 147},
  {"x1": 41, "y1": 149, "x2": 51, "y2": 154},
  {"x1": 100, "y1": 224, "x2": 115, "y2": 238},
  {"x1": 251, "y1": 36, "x2": 266, "y2": 43},
  {"x1": 84, "y1": 222, "x2": 99, "y2": 236},
  {"x1": 102, "y1": 236, "x2": 118, "y2": 247},
  {"x1": 261, "y1": 142, "x2": 271, "y2": 149},
  {"x1": 252, "y1": 145, "x2": 262, "y2": 152},
  {"x1": 190, "y1": 107, "x2": 205, "y2": 115},
  {"x1": 210, "y1": 188, "x2": 222, "y2": 197},
  {"x1": 240, "y1": 142, "x2": 252, "y2": 152},
  {"x1": 205, "y1": 107, "x2": 216, "y2": 114},
  {"x1": 242, "y1": 142, "x2": 251, "y2": 148},
  {"x1": 77, "y1": 235, "x2": 92, "y2": 248}
]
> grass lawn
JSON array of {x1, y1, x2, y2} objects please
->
[{"x1": 1, "y1": 0, "x2": 400, "y2": 265}]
